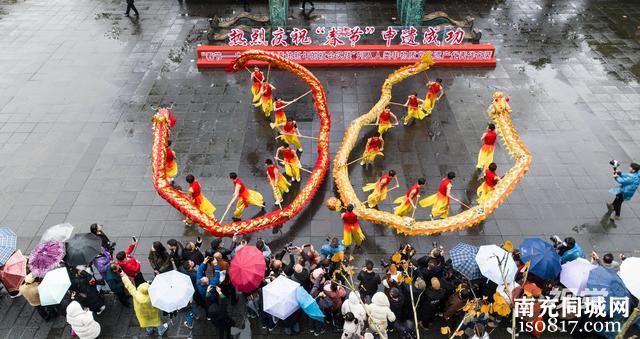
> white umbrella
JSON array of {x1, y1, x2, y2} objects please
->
[
  {"x1": 475, "y1": 245, "x2": 518, "y2": 285},
  {"x1": 262, "y1": 275, "x2": 300, "y2": 320},
  {"x1": 41, "y1": 223, "x2": 74, "y2": 243},
  {"x1": 560, "y1": 258, "x2": 596, "y2": 296},
  {"x1": 619, "y1": 257, "x2": 640, "y2": 299},
  {"x1": 148, "y1": 270, "x2": 195, "y2": 312},
  {"x1": 38, "y1": 267, "x2": 71, "y2": 306}
]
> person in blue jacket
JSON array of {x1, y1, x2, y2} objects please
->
[
  {"x1": 196, "y1": 256, "x2": 220, "y2": 320},
  {"x1": 320, "y1": 237, "x2": 346, "y2": 259},
  {"x1": 558, "y1": 237, "x2": 585, "y2": 264},
  {"x1": 607, "y1": 162, "x2": 640, "y2": 221}
]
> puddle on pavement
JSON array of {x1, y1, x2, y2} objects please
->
[{"x1": 528, "y1": 57, "x2": 551, "y2": 70}]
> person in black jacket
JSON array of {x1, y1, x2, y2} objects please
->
[
  {"x1": 124, "y1": 0, "x2": 139, "y2": 17},
  {"x1": 182, "y1": 240, "x2": 204, "y2": 265},
  {"x1": 209, "y1": 287, "x2": 235, "y2": 339},
  {"x1": 210, "y1": 238, "x2": 232, "y2": 259},
  {"x1": 90, "y1": 223, "x2": 115, "y2": 255},
  {"x1": 357, "y1": 260, "x2": 381, "y2": 303},
  {"x1": 69, "y1": 266, "x2": 105, "y2": 314},
  {"x1": 167, "y1": 239, "x2": 184, "y2": 268}
]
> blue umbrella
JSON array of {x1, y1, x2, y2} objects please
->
[
  {"x1": 587, "y1": 266, "x2": 630, "y2": 315},
  {"x1": 450, "y1": 243, "x2": 482, "y2": 280},
  {"x1": 519, "y1": 238, "x2": 561, "y2": 279},
  {"x1": 295, "y1": 286, "x2": 324, "y2": 322},
  {"x1": 0, "y1": 227, "x2": 17, "y2": 266}
]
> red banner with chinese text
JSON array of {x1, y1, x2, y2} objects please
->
[{"x1": 197, "y1": 44, "x2": 496, "y2": 69}]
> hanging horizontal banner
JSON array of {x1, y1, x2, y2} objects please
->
[{"x1": 196, "y1": 44, "x2": 496, "y2": 68}]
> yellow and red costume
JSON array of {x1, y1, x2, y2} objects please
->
[
  {"x1": 420, "y1": 177, "x2": 451, "y2": 219},
  {"x1": 188, "y1": 180, "x2": 216, "y2": 219},
  {"x1": 251, "y1": 70, "x2": 264, "y2": 103},
  {"x1": 280, "y1": 147, "x2": 301, "y2": 182},
  {"x1": 267, "y1": 163, "x2": 290, "y2": 203},
  {"x1": 377, "y1": 109, "x2": 394, "y2": 135},
  {"x1": 363, "y1": 174, "x2": 392, "y2": 208},
  {"x1": 393, "y1": 183, "x2": 421, "y2": 217},
  {"x1": 477, "y1": 168, "x2": 498, "y2": 203},
  {"x1": 476, "y1": 129, "x2": 497, "y2": 170},
  {"x1": 155, "y1": 108, "x2": 177, "y2": 129},
  {"x1": 422, "y1": 82, "x2": 442, "y2": 116},
  {"x1": 271, "y1": 100, "x2": 288, "y2": 128},
  {"x1": 279, "y1": 121, "x2": 302, "y2": 150},
  {"x1": 165, "y1": 147, "x2": 178, "y2": 180},
  {"x1": 361, "y1": 136, "x2": 384, "y2": 165},
  {"x1": 232, "y1": 178, "x2": 264, "y2": 219},
  {"x1": 254, "y1": 82, "x2": 273, "y2": 117},
  {"x1": 404, "y1": 95, "x2": 424, "y2": 124},
  {"x1": 342, "y1": 211, "x2": 365, "y2": 247}
]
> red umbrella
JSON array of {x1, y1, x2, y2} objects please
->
[
  {"x1": 229, "y1": 246, "x2": 266, "y2": 293},
  {"x1": 0, "y1": 250, "x2": 26, "y2": 292}
]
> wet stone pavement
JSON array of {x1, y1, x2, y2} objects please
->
[{"x1": 1, "y1": 0, "x2": 640, "y2": 337}]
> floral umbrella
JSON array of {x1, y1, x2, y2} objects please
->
[{"x1": 28, "y1": 241, "x2": 65, "y2": 277}]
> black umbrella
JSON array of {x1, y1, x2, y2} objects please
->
[{"x1": 64, "y1": 233, "x2": 102, "y2": 266}]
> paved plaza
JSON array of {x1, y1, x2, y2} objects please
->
[{"x1": 1, "y1": 0, "x2": 640, "y2": 337}]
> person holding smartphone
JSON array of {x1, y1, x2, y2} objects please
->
[{"x1": 115, "y1": 238, "x2": 146, "y2": 286}]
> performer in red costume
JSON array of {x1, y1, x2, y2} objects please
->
[{"x1": 342, "y1": 204, "x2": 365, "y2": 249}]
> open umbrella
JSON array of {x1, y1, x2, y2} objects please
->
[
  {"x1": 296, "y1": 285, "x2": 324, "y2": 321},
  {"x1": 41, "y1": 223, "x2": 74, "y2": 243},
  {"x1": 475, "y1": 245, "x2": 518, "y2": 285},
  {"x1": 262, "y1": 275, "x2": 300, "y2": 320},
  {"x1": 519, "y1": 238, "x2": 561, "y2": 279},
  {"x1": 29, "y1": 241, "x2": 65, "y2": 277},
  {"x1": 64, "y1": 233, "x2": 102, "y2": 266},
  {"x1": 0, "y1": 249, "x2": 26, "y2": 292},
  {"x1": 587, "y1": 266, "x2": 630, "y2": 314},
  {"x1": 619, "y1": 257, "x2": 640, "y2": 299},
  {"x1": 229, "y1": 246, "x2": 266, "y2": 293},
  {"x1": 449, "y1": 243, "x2": 482, "y2": 280},
  {"x1": 560, "y1": 258, "x2": 596, "y2": 296},
  {"x1": 0, "y1": 227, "x2": 17, "y2": 266},
  {"x1": 38, "y1": 267, "x2": 71, "y2": 306},
  {"x1": 149, "y1": 270, "x2": 195, "y2": 312}
]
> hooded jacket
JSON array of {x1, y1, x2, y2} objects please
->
[
  {"x1": 117, "y1": 243, "x2": 141, "y2": 277},
  {"x1": 66, "y1": 301, "x2": 101, "y2": 339},
  {"x1": 610, "y1": 171, "x2": 640, "y2": 201},
  {"x1": 341, "y1": 292, "x2": 367, "y2": 323},
  {"x1": 364, "y1": 292, "x2": 396, "y2": 337},
  {"x1": 122, "y1": 275, "x2": 161, "y2": 328},
  {"x1": 19, "y1": 275, "x2": 41, "y2": 306}
]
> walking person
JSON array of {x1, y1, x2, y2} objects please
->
[
  {"x1": 124, "y1": 0, "x2": 139, "y2": 17},
  {"x1": 607, "y1": 162, "x2": 640, "y2": 221},
  {"x1": 342, "y1": 204, "x2": 365, "y2": 250}
]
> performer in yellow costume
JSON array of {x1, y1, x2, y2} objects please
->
[
  {"x1": 477, "y1": 163, "x2": 500, "y2": 203},
  {"x1": 185, "y1": 174, "x2": 216, "y2": 224},
  {"x1": 275, "y1": 120, "x2": 303, "y2": 152},
  {"x1": 403, "y1": 92, "x2": 425, "y2": 125},
  {"x1": 393, "y1": 178, "x2": 425, "y2": 217},
  {"x1": 254, "y1": 81, "x2": 275, "y2": 118},
  {"x1": 363, "y1": 170, "x2": 399, "y2": 208},
  {"x1": 376, "y1": 107, "x2": 398, "y2": 135},
  {"x1": 227, "y1": 172, "x2": 265, "y2": 221},
  {"x1": 361, "y1": 134, "x2": 384, "y2": 166},
  {"x1": 276, "y1": 145, "x2": 302, "y2": 182},
  {"x1": 342, "y1": 204, "x2": 365, "y2": 249},
  {"x1": 250, "y1": 66, "x2": 264, "y2": 103},
  {"x1": 476, "y1": 123, "x2": 497, "y2": 170},
  {"x1": 165, "y1": 140, "x2": 178, "y2": 185},
  {"x1": 422, "y1": 78, "x2": 444, "y2": 116},
  {"x1": 265, "y1": 159, "x2": 290, "y2": 205},
  {"x1": 420, "y1": 172, "x2": 455, "y2": 219}
]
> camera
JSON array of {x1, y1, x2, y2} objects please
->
[
  {"x1": 550, "y1": 235, "x2": 566, "y2": 248},
  {"x1": 610, "y1": 160, "x2": 621, "y2": 175},
  {"x1": 285, "y1": 242, "x2": 296, "y2": 251}
]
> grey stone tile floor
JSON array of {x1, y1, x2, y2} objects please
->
[{"x1": 0, "y1": 0, "x2": 640, "y2": 337}]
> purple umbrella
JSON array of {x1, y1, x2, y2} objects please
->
[{"x1": 29, "y1": 241, "x2": 65, "y2": 277}]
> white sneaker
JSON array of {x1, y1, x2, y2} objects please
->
[{"x1": 97, "y1": 305, "x2": 106, "y2": 315}]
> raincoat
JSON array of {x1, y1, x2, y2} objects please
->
[
  {"x1": 609, "y1": 171, "x2": 640, "y2": 201},
  {"x1": 66, "y1": 301, "x2": 101, "y2": 339},
  {"x1": 121, "y1": 275, "x2": 161, "y2": 328}
]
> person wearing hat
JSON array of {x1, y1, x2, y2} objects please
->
[
  {"x1": 20, "y1": 273, "x2": 59, "y2": 321},
  {"x1": 607, "y1": 162, "x2": 640, "y2": 221}
]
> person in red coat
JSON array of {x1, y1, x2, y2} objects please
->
[{"x1": 115, "y1": 239, "x2": 146, "y2": 286}]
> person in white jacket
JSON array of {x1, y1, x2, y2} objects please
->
[
  {"x1": 341, "y1": 291, "x2": 367, "y2": 324},
  {"x1": 364, "y1": 292, "x2": 396, "y2": 339},
  {"x1": 66, "y1": 300, "x2": 101, "y2": 339}
]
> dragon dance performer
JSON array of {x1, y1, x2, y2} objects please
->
[
  {"x1": 250, "y1": 66, "x2": 264, "y2": 103},
  {"x1": 363, "y1": 170, "x2": 399, "y2": 208},
  {"x1": 165, "y1": 140, "x2": 178, "y2": 185},
  {"x1": 153, "y1": 107, "x2": 177, "y2": 130},
  {"x1": 276, "y1": 120, "x2": 303, "y2": 152},
  {"x1": 393, "y1": 178, "x2": 425, "y2": 217},
  {"x1": 420, "y1": 172, "x2": 455, "y2": 219},
  {"x1": 360, "y1": 133, "x2": 384, "y2": 166},
  {"x1": 422, "y1": 78, "x2": 444, "y2": 116},
  {"x1": 276, "y1": 144, "x2": 302, "y2": 182},
  {"x1": 227, "y1": 172, "x2": 264, "y2": 221},
  {"x1": 265, "y1": 159, "x2": 290, "y2": 205},
  {"x1": 342, "y1": 204, "x2": 365, "y2": 249},
  {"x1": 254, "y1": 81, "x2": 276, "y2": 118},
  {"x1": 476, "y1": 123, "x2": 497, "y2": 170},
  {"x1": 403, "y1": 92, "x2": 424, "y2": 125},
  {"x1": 376, "y1": 106, "x2": 399, "y2": 135},
  {"x1": 184, "y1": 174, "x2": 216, "y2": 224},
  {"x1": 270, "y1": 97, "x2": 291, "y2": 129},
  {"x1": 477, "y1": 163, "x2": 500, "y2": 203}
]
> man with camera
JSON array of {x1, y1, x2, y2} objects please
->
[
  {"x1": 607, "y1": 162, "x2": 640, "y2": 221},
  {"x1": 551, "y1": 236, "x2": 584, "y2": 264}
]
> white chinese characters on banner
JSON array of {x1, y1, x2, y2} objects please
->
[{"x1": 227, "y1": 26, "x2": 466, "y2": 47}]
